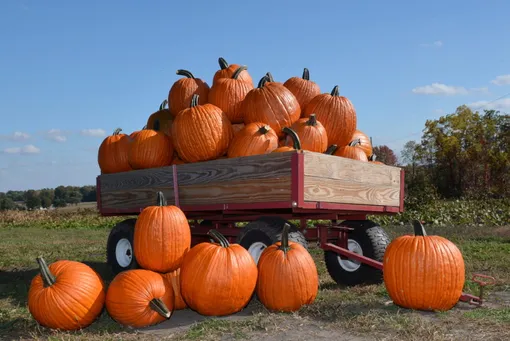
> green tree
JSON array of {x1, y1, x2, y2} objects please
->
[{"x1": 25, "y1": 190, "x2": 41, "y2": 210}]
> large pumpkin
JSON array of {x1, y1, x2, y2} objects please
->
[
  {"x1": 180, "y1": 230, "x2": 258, "y2": 316},
  {"x1": 227, "y1": 122, "x2": 279, "y2": 158},
  {"x1": 128, "y1": 128, "x2": 174, "y2": 169},
  {"x1": 146, "y1": 99, "x2": 174, "y2": 136},
  {"x1": 383, "y1": 221, "x2": 465, "y2": 311},
  {"x1": 288, "y1": 114, "x2": 328, "y2": 153},
  {"x1": 208, "y1": 66, "x2": 254, "y2": 123},
  {"x1": 97, "y1": 128, "x2": 132, "y2": 174},
  {"x1": 272, "y1": 127, "x2": 302, "y2": 153},
  {"x1": 256, "y1": 223, "x2": 318, "y2": 312},
  {"x1": 334, "y1": 139, "x2": 368, "y2": 162},
  {"x1": 171, "y1": 94, "x2": 234, "y2": 163},
  {"x1": 134, "y1": 191, "x2": 191, "y2": 273},
  {"x1": 162, "y1": 269, "x2": 187, "y2": 310},
  {"x1": 243, "y1": 75, "x2": 301, "y2": 137},
  {"x1": 283, "y1": 68, "x2": 321, "y2": 111},
  {"x1": 213, "y1": 57, "x2": 253, "y2": 86},
  {"x1": 303, "y1": 85, "x2": 357, "y2": 147},
  {"x1": 351, "y1": 130, "x2": 372, "y2": 157},
  {"x1": 28, "y1": 257, "x2": 105, "y2": 331},
  {"x1": 106, "y1": 269, "x2": 174, "y2": 327},
  {"x1": 168, "y1": 69, "x2": 210, "y2": 116}
]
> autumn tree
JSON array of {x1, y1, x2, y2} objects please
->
[{"x1": 372, "y1": 145, "x2": 398, "y2": 166}]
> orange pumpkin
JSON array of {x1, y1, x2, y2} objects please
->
[
  {"x1": 288, "y1": 114, "x2": 328, "y2": 153},
  {"x1": 351, "y1": 130, "x2": 372, "y2": 157},
  {"x1": 171, "y1": 154, "x2": 185, "y2": 165},
  {"x1": 162, "y1": 269, "x2": 187, "y2": 310},
  {"x1": 232, "y1": 123, "x2": 245, "y2": 135},
  {"x1": 243, "y1": 75, "x2": 301, "y2": 137},
  {"x1": 208, "y1": 66, "x2": 254, "y2": 123},
  {"x1": 180, "y1": 230, "x2": 258, "y2": 316},
  {"x1": 383, "y1": 221, "x2": 465, "y2": 311},
  {"x1": 303, "y1": 85, "x2": 357, "y2": 147},
  {"x1": 97, "y1": 128, "x2": 132, "y2": 174},
  {"x1": 368, "y1": 154, "x2": 385, "y2": 165},
  {"x1": 133, "y1": 191, "x2": 191, "y2": 272},
  {"x1": 168, "y1": 69, "x2": 210, "y2": 116},
  {"x1": 128, "y1": 129, "x2": 173, "y2": 169},
  {"x1": 227, "y1": 123, "x2": 279, "y2": 158},
  {"x1": 172, "y1": 94, "x2": 234, "y2": 163},
  {"x1": 106, "y1": 269, "x2": 174, "y2": 327},
  {"x1": 334, "y1": 139, "x2": 368, "y2": 161},
  {"x1": 272, "y1": 127, "x2": 301, "y2": 153},
  {"x1": 213, "y1": 57, "x2": 253, "y2": 86},
  {"x1": 283, "y1": 68, "x2": 321, "y2": 111},
  {"x1": 146, "y1": 99, "x2": 174, "y2": 136},
  {"x1": 28, "y1": 257, "x2": 105, "y2": 331},
  {"x1": 256, "y1": 223, "x2": 318, "y2": 312}
]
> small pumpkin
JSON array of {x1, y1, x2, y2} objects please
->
[
  {"x1": 243, "y1": 75, "x2": 301, "y2": 137},
  {"x1": 172, "y1": 94, "x2": 234, "y2": 163},
  {"x1": 180, "y1": 230, "x2": 258, "y2": 316},
  {"x1": 368, "y1": 154, "x2": 384, "y2": 165},
  {"x1": 128, "y1": 128, "x2": 174, "y2": 169},
  {"x1": 213, "y1": 57, "x2": 253, "y2": 86},
  {"x1": 162, "y1": 269, "x2": 187, "y2": 310},
  {"x1": 146, "y1": 99, "x2": 174, "y2": 136},
  {"x1": 383, "y1": 221, "x2": 465, "y2": 311},
  {"x1": 272, "y1": 127, "x2": 301, "y2": 153},
  {"x1": 334, "y1": 139, "x2": 368, "y2": 162},
  {"x1": 97, "y1": 128, "x2": 132, "y2": 174},
  {"x1": 283, "y1": 68, "x2": 321, "y2": 111},
  {"x1": 351, "y1": 130, "x2": 372, "y2": 157},
  {"x1": 288, "y1": 114, "x2": 328, "y2": 153},
  {"x1": 256, "y1": 223, "x2": 319, "y2": 312},
  {"x1": 168, "y1": 69, "x2": 210, "y2": 116},
  {"x1": 28, "y1": 257, "x2": 105, "y2": 331},
  {"x1": 208, "y1": 66, "x2": 254, "y2": 123},
  {"x1": 303, "y1": 85, "x2": 357, "y2": 147},
  {"x1": 106, "y1": 269, "x2": 174, "y2": 327},
  {"x1": 227, "y1": 123, "x2": 279, "y2": 158}
]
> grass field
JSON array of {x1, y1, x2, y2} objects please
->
[{"x1": 0, "y1": 207, "x2": 509, "y2": 341}]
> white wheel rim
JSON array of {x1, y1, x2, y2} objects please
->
[
  {"x1": 248, "y1": 241, "x2": 267, "y2": 264},
  {"x1": 337, "y1": 239, "x2": 363, "y2": 272},
  {"x1": 115, "y1": 238, "x2": 133, "y2": 268}
]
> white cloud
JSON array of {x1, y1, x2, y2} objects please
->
[
  {"x1": 0, "y1": 131, "x2": 30, "y2": 141},
  {"x1": 80, "y1": 129, "x2": 106, "y2": 137},
  {"x1": 45, "y1": 129, "x2": 67, "y2": 143},
  {"x1": 412, "y1": 83, "x2": 488, "y2": 96},
  {"x1": 491, "y1": 74, "x2": 510, "y2": 86},
  {"x1": 3, "y1": 144, "x2": 41, "y2": 154},
  {"x1": 420, "y1": 40, "x2": 443, "y2": 48},
  {"x1": 468, "y1": 98, "x2": 510, "y2": 111}
]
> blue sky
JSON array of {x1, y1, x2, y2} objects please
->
[{"x1": 1, "y1": 0, "x2": 509, "y2": 192}]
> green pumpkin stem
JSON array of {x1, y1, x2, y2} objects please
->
[
  {"x1": 306, "y1": 114, "x2": 318, "y2": 126},
  {"x1": 207, "y1": 229, "x2": 230, "y2": 247},
  {"x1": 412, "y1": 220, "x2": 427, "y2": 236},
  {"x1": 282, "y1": 127, "x2": 302, "y2": 150},
  {"x1": 190, "y1": 94, "x2": 200, "y2": 108},
  {"x1": 302, "y1": 68, "x2": 310, "y2": 80},
  {"x1": 265, "y1": 72, "x2": 274, "y2": 82},
  {"x1": 218, "y1": 57, "x2": 229, "y2": 70},
  {"x1": 156, "y1": 191, "x2": 167, "y2": 206},
  {"x1": 278, "y1": 223, "x2": 291, "y2": 254},
  {"x1": 149, "y1": 298, "x2": 172, "y2": 319},
  {"x1": 330, "y1": 85, "x2": 340, "y2": 96},
  {"x1": 232, "y1": 66, "x2": 248, "y2": 79},
  {"x1": 159, "y1": 99, "x2": 168, "y2": 111},
  {"x1": 257, "y1": 75, "x2": 270, "y2": 88},
  {"x1": 258, "y1": 125, "x2": 271, "y2": 135},
  {"x1": 113, "y1": 128, "x2": 122, "y2": 136},
  {"x1": 36, "y1": 256, "x2": 56, "y2": 287},
  {"x1": 348, "y1": 138, "x2": 361, "y2": 147},
  {"x1": 325, "y1": 144, "x2": 338, "y2": 155},
  {"x1": 176, "y1": 69, "x2": 195, "y2": 79}
]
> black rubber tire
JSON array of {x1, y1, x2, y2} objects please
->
[
  {"x1": 106, "y1": 218, "x2": 139, "y2": 275},
  {"x1": 324, "y1": 220, "x2": 390, "y2": 286}
]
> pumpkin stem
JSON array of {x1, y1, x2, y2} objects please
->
[
  {"x1": 149, "y1": 298, "x2": 172, "y2": 319},
  {"x1": 348, "y1": 138, "x2": 361, "y2": 147},
  {"x1": 265, "y1": 72, "x2": 275, "y2": 82},
  {"x1": 282, "y1": 127, "x2": 302, "y2": 150},
  {"x1": 156, "y1": 191, "x2": 167, "y2": 206},
  {"x1": 176, "y1": 69, "x2": 195, "y2": 79},
  {"x1": 257, "y1": 75, "x2": 270, "y2": 88},
  {"x1": 368, "y1": 154, "x2": 377, "y2": 162},
  {"x1": 190, "y1": 94, "x2": 200, "y2": 108},
  {"x1": 159, "y1": 99, "x2": 168, "y2": 111},
  {"x1": 36, "y1": 256, "x2": 56, "y2": 287},
  {"x1": 207, "y1": 229, "x2": 230, "y2": 248},
  {"x1": 330, "y1": 85, "x2": 340, "y2": 96},
  {"x1": 412, "y1": 220, "x2": 427, "y2": 236},
  {"x1": 113, "y1": 128, "x2": 122, "y2": 136},
  {"x1": 153, "y1": 120, "x2": 161, "y2": 132},
  {"x1": 232, "y1": 66, "x2": 248, "y2": 80},
  {"x1": 142, "y1": 125, "x2": 148, "y2": 130},
  {"x1": 258, "y1": 125, "x2": 271, "y2": 135},
  {"x1": 302, "y1": 68, "x2": 310, "y2": 80},
  {"x1": 306, "y1": 114, "x2": 318, "y2": 126},
  {"x1": 325, "y1": 144, "x2": 338, "y2": 155},
  {"x1": 278, "y1": 223, "x2": 291, "y2": 254},
  {"x1": 218, "y1": 57, "x2": 229, "y2": 70}
]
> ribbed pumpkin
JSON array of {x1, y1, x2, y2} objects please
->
[
  {"x1": 106, "y1": 269, "x2": 174, "y2": 327},
  {"x1": 283, "y1": 68, "x2": 321, "y2": 111},
  {"x1": 168, "y1": 69, "x2": 210, "y2": 116},
  {"x1": 133, "y1": 191, "x2": 191, "y2": 273},
  {"x1": 213, "y1": 57, "x2": 253, "y2": 86},
  {"x1": 383, "y1": 221, "x2": 465, "y2": 311},
  {"x1": 232, "y1": 123, "x2": 245, "y2": 135},
  {"x1": 351, "y1": 130, "x2": 372, "y2": 157},
  {"x1": 171, "y1": 94, "x2": 234, "y2": 163},
  {"x1": 334, "y1": 139, "x2": 368, "y2": 162},
  {"x1": 97, "y1": 128, "x2": 132, "y2": 174},
  {"x1": 28, "y1": 257, "x2": 105, "y2": 331},
  {"x1": 288, "y1": 114, "x2": 328, "y2": 153},
  {"x1": 128, "y1": 129, "x2": 173, "y2": 169},
  {"x1": 303, "y1": 85, "x2": 357, "y2": 147},
  {"x1": 256, "y1": 223, "x2": 318, "y2": 312},
  {"x1": 243, "y1": 75, "x2": 301, "y2": 137},
  {"x1": 273, "y1": 127, "x2": 302, "y2": 153},
  {"x1": 146, "y1": 99, "x2": 174, "y2": 136},
  {"x1": 180, "y1": 230, "x2": 258, "y2": 316},
  {"x1": 208, "y1": 66, "x2": 254, "y2": 123},
  {"x1": 227, "y1": 123, "x2": 279, "y2": 158},
  {"x1": 162, "y1": 269, "x2": 187, "y2": 310},
  {"x1": 368, "y1": 154, "x2": 385, "y2": 165}
]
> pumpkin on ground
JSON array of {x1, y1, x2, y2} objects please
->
[
  {"x1": 146, "y1": 99, "x2": 174, "y2": 136},
  {"x1": 168, "y1": 69, "x2": 210, "y2": 116},
  {"x1": 351, "y1": 129, "x2": 372, "y2": 157},
  {"x1": 334, "y1": 139, "x2": 368, "y2": 162},
  {"x1": 106, "y1": 269, "x2": 174, "y2": 327},
  {"x1": 128, "y1": 128, "x2": 174, "y2": 169},
  {"x1": 303, "y1": 85, "x2": 357, "y2": 147},
  {"x1": 383, "y1": 220, "x2": 466, "y2": 311},
  {"x1": 283, "y1": 68, "x2": 321, "y2": 111},
  {"x1": 97, "y1": 128, "x2": 132, "y2": 174},
  {"x1": 272, "y1": 127, "x2": 302, "y2": 153},
  {"x1": 208, "y1": 66, "x2": 254, "y2": 123},
  {"x1": 288, "y1": 114, "x2": 328, "y2": 153},
  {"x1": 243, "y1": 75, "x2": 301, "y2": 137},
  {"x1": 213, "y1": 57, "x2": 253, "y2": 86},
  {"x1": 28, "y1": 257, "x2": 105, "y2": 331},
  {"x1": 227, "y1": 123, "x2": 279, "y2": 158},
  {"x1": 171, "y1": 94, "x2": 234, "y2": 163},
  {"x1": 256, "y1": 223, "x2": 318, "y2": 312},
  {"x1": 162, "y1": 269, "x2": 187, "y2": 310},
  {"x1": 180, "y1": 230, "x2": 258, "y2": 316}
]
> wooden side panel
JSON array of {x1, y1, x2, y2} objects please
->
[{"x1": 303, "y1": 152, "x2": 401, "y2": 207}]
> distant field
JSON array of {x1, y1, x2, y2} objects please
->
[{"x1": 54, "y1": 201, "x2": 97, "y2": 212}]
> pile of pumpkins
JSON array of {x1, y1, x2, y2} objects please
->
[{"x1": 97, "y1": 57, "x2": 385, "y2": 174}]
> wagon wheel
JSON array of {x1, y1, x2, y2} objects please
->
[
  {"x1": 324, "y1": 220, "x2": 390, "y2": 286},
  {"x1": 237, "y1": 217, "x2": 308, "y2": 264},
  {"x1": 106, "y1": 218, "x2": 139, "y2": 275}
]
